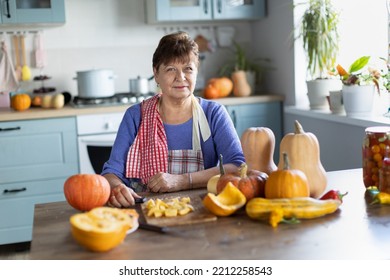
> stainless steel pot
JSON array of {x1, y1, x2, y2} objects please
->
[
  {"x1": 74, "y1": 69, "x2": 116, "y2": 98},
  {"x1": 129, "y1": 76, "x2": 155, "y2": 94}
]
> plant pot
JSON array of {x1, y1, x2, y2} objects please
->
[
  {"x1": 342, "y1": 84, "x2": 375, "y2": 118},
  {"x1": 307, "y1": 79, "x2": 341, "y2": 110}
]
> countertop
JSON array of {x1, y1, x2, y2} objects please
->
[
  {"x1": 0, "y1": 95, "x2": 284, "y2": 122},
  {"x1": 29, "y1": 169, "x2": 390, "y2": 260}
]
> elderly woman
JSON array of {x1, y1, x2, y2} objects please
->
[{"x1": 102, "y1": 31, "x2": 245, "y2": 207}]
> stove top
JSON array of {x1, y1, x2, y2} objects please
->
[{"x1": 71, "y1": 92, "x2": 155, "y2": 108}]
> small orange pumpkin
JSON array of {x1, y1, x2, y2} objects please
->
[
  {"x1": 11, "y1": 93, "x2": 31, "y2": 111},
  {"x1": 203, "y1": 77, "x2": 233, "y2": 99},
  {"x1": 64, "y1": 174, "x2": 111, "y2": 211},
  {"x1": 265, "y1": 152, "x2": 310, "y2": 199},
  {"x1": 217, "y1": 163, "x2": 268, "y2": 201}
]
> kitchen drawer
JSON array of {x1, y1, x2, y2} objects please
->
[
  {"x1": 0, "y1": 178, "x2": 65, "y2": 245},
  {"x1": 0, "y1": 117, "x2": 78, "y2": 184}
]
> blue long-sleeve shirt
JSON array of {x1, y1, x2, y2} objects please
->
[{"x1": 101, "y1": 97, "x2": 245, "y2": 186}]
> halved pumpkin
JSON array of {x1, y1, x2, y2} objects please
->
[{"x1": 70, "y1": 207, "x2": 135, "y2": 252}]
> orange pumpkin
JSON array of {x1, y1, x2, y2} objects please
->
[
  {"x1": 217, "y1": 163, "x2": 268, "y2": 200},
  {"x1": 265, "y1": 152, "x2": 310, "y2": 199},
  {"x1": 203, "y1": 77, "x2": 233, "y2": 99},
  {"x1": 241, "y1": 127, "x2": 277, "y2": 175},
  {"x1": 11, "y1": 93, "x2": 31, "y2": 111},
  {"x1": 203, "y1": 84, "x2": 220, "y2": 99},
  {"x1": 64, "y1": 174, "x2": 111, "y2": 211}
]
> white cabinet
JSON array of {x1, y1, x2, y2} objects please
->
[
  {"x1": 146, "y1": 0, "x2": 266, "y2": 23},
  {"x1": 0, "y1": 0, "x2": 65, "y2": 24},
  {"x1": 0, "y1": 117, "x2": 78, "y2": 245}
]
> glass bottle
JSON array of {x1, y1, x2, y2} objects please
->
[{"x1": 362, "y1": 126, "x2": 390, "y2": 188}]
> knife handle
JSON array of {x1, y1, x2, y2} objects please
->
[{"x1": 139, "y1": 223, "x2": 167, "y2": 233}]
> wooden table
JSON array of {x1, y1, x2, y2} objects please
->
[{"x1": 29, "y1": 169, "x2": 390, "y2": 260}]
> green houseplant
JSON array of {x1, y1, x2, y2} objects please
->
[
  {"x1": 295, "y1": 0, "x2": 341, "y2": 109},
  {"x1": 336, "y1": 56, "x2": 388, "y2": 117}
]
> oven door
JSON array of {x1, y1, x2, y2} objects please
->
[{"x1": 78, "y1": 134, "x2": 116, "y2": 174}]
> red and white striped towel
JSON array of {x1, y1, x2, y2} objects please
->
[{"x1": 126, "y1": 94, "x2": 168, "y2": 184}]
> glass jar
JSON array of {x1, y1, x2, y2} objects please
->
[{"x1": 362, "y1": 126, "x2": 390, "y2": 188}]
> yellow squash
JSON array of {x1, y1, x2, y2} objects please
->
[
  {"x1": 278, "y1": 120, "x2": 327, "y2": 198},
  {"x1": 246, "y1": 197, "x2": 340, "y2": 220}
]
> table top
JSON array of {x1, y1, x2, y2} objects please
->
[{"x1": 29, "y1": 169, "x2": 390, "y2": 260}]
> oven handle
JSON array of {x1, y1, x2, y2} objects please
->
[{"x1": 79, "y1": 139, "x2": 115, "y2": 146}]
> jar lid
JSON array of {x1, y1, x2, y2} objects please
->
[{"x1": 365, "y1": 126, "x2": 390, "y2": 133}]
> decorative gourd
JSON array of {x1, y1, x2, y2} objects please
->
[
  {"x1": 207, "y1": 154, "x2": 225, "y2": 194},
  {"x1": 216, "y1": 163, "x2": 268, "y2": 200},
  {"x1": 278, "y1": 120, "x2": 327, "y2": 198},
  {"x1": 241, "y1": 127, "x2": 277, "y2": 175},
  {"x1": 265, "y1": 152, "x2": 310, "y2": 198},
  {"x1": 203, "y1": 77, "x2": 233, "y2": 99},
  {"x1": 232, "y1": 70, "x2": 251, "y2": 97},
  {"x1": 11, "y1": 93, "x2": 31, "y2": 111},
  {"x1": 64, "y1": 174, "x2": 111, "y2": 211}
]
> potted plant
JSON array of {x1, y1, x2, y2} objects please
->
[
  {"x1": 336, "y1": 56, "x2": 384, "y2": 117},
  {"x1": 295, "y1": 0, "x2": 341, "y2": 109},
  {"x1": 219, "y1": 41, "x2": 272, "y2": 97}
]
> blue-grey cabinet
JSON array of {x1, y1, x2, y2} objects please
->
[
  {"x1": 225, "y1": 101, "x2": 283, "y2": 161},
  {"x1": 0, "y1": 0, "x2": 65, "y2": 24},
  {"x1": 0, "y1": 117, "x2": 78, "y2": 245},
  {"x1": 146, "y1": 0, "x2": 266, "y2": 23}
]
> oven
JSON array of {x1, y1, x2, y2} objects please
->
[{"x1": 76, "y1": 112, "x2": 125, "y2": 174}]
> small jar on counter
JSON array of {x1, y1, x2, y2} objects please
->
[{"x1": 362, "y1": 126, "x2": 390, "y2": 188}]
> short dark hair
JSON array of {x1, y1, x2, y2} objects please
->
[{"x1": 152, "y1": 31, "x2": 199, "y2": 71}]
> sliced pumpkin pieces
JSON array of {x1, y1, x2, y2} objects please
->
[
  {"x1": 145, "y1": 196, "x2": 194, "y2": 218},
  {"x1": 203, "y1": 182, "x2": 246, "y2": 216}
]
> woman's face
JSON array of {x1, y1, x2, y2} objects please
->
[{"x1": 154, "y1": 53, "x2": 198, "y2": 100}]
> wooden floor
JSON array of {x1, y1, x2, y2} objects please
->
[{"x1": 0, "y1": 242, "x2": 30, "y2": 260}]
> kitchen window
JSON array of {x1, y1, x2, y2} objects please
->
[{"x1": 293, "y1": 0, "x2": 389, "y2": 113}]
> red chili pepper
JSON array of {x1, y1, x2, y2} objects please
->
[{"x1": 320, "y1": 189, "x2": 348, "y2": 203}]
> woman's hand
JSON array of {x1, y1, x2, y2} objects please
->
[
  {"x1": 147, "y1": 172, "x2": 188, "y2": 193},
  {"x1": 107, "y1": 183, "x2": 143, "y2": 208}
]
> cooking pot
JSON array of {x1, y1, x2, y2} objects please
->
[
  {"x1": 129, "y1": 76, "x2": 155, "y2": 94},
  {"x1": 74, "y1": 69, "x2": 116, "y2": 98}
]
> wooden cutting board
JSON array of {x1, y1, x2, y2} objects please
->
[{"x1": 140, "y1": 191, "x2": 217, "y2": 227}]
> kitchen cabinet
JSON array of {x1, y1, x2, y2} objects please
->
[
  {"x1": 0, "y1": 117, "x2": 78, "y2": 245},
  {"x1": 225, "y1": 101, "x2": 283, "y2": 161},
  {"x1": 0, "y1": 0, "x2": 65, "y2": 25},
  {"x1": 145, "y1": 0, "x2": 266, "y2": 23}
]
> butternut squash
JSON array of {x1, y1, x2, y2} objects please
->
[
  {"x1": 241, "y1": 127, "x2": 277, "y2": 175},
  {"x1": 232, "y1": 70, "x2": 251, "y2": 97},
  {"x1": 278, "y1": 120, "x2": 327, "y2": 198}
]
